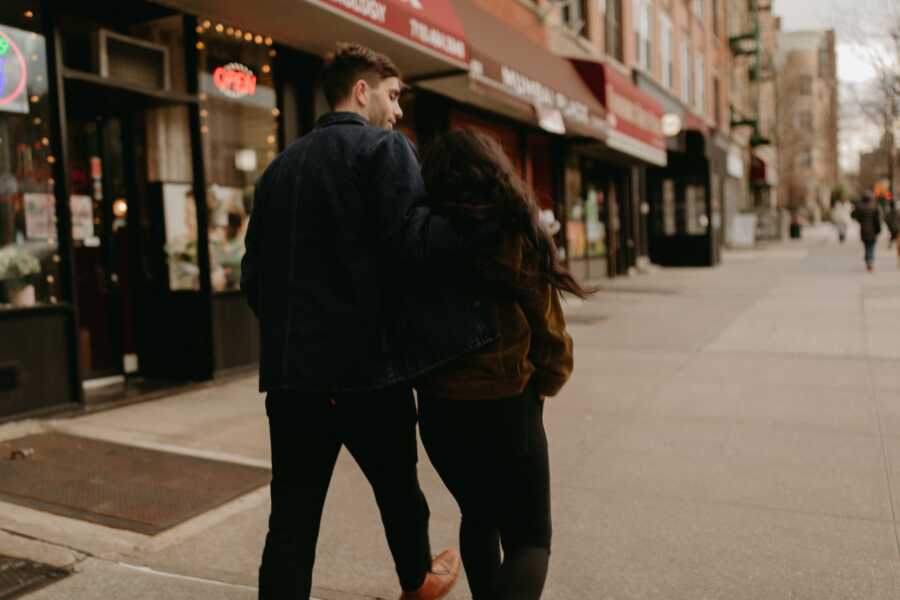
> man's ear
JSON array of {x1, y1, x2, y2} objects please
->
[{"x1": 353, "y1": 79, "x2": 369, "y2": 107}]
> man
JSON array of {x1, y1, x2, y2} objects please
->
[
  {"x1": 852, "y1": 192, "x2": 883, "y2": 272},
  {"x1": 241, "y1": 43, "x2": 496, "y2": 600}
]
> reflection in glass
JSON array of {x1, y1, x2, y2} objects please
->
[
  {"x1": 196, "y1": 19, "x2": 278, "y2": 293},
  {"x1": 0, "y1": 17, "x2": 60, "y2": 309}
]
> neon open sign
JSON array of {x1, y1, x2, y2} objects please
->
[
  {"x1": 0, "y1": 29, "x2": 27, "y2": 109},
  {"x1": 212, "y1": 62, "x2": 257, "y2": 98}
]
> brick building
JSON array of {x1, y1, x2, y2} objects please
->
[{"x1": 776, "y1": 29, "x2": 840, "y2": 222}]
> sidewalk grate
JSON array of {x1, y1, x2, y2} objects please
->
[
  {"x1": 0, "y1": 555, "x2": 69, "y2": 599},
  {"x1": 0, "y1": 433, "x2": 270, "y2": 535}
]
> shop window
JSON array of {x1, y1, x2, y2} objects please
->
[
  {"x1": 685, "y1": 185, "x2": 708, "y2": 235},
  {"x1": 0, "y1": 4, "x2": 62, "y2": 309},
  {"x1": 662, "y1": 179, "x2": 676, "y2": 236},
  {"x1": 605, "y1": 0, "x2": 623, "y2": 61},
  {"x1": 196, "y1": 19, "x2": 278, "y2": 293}
]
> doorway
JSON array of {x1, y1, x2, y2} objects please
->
[
  {"x1": 67, "y1": 104, "x2": 145, "y2": 381},
  {"x1": 64, "y1": 75, "x2": 210, "y2": 387}
]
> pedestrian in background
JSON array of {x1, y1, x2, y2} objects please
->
[
  {"x1": 242, "y1": 44, "x2": 498, "y2": 600},
  {"x1": 415, "y1": 129, "x2": 593, "y2": 600},
  {"x1": 831, "y1": 196, "x2": 852, "y2": 243},
  {"x1": 852, "y1": 192, "x2": 883, "y2": 272}
]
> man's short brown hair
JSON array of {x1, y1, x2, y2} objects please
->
[{"x1": 321, "y1": 43, "x2": 402, "y2": 109}]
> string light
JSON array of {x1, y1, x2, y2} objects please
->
[
  {"x1": 30, "y1": 95, "x2": 39, "y2": 103},
  {"x1": 261, "y1": 64, "x2": 271, "y2": 74},
  {"x1": 235, "y1": 29, "x2": 242, "y2": 38},
  {"x1": 41, "y1": 137, "x2": 49, "y2": 146},
  {"x1": 196, "y1": 41, "x2": 205, "y2": 50},
  {"x1": 195, "y1": 25, "x2": 204, "y2": 34},
  {"x1": 200, "y1": 109, "x2": 208, "y2": 117},
  {"x1": 266, "y1": 134, "x2": 276, "y2": 144},
  {"x1": 268, "y1": 49, "x2": 277, "y2": 58},
  {"x1": 265, "y1": 37, "x2": 273, "y2": 46},
  {"x1": 201, "y1": 125, "x2": 209, "y2": 134},
  {"x1": 24, "y1": 10, "x2": 34, "y2": 18},
  {"x1": 226, "y1": 27, "x2": 234, "y2": 35},
  {"x1": 46, "y1": 156, "x2": 56, "y2": 164},
  {"x1": 202, "y1": 19, "x2": 211, "y2": 28},
  {"x1": 216, "y1": 23, "x2": 224, "y2": 32},
  {"x1": 33, "y1": 117, "x2": 41, "y2": 125},
  {"x1": 244, "y1": 32, "x2": 252, "y2": 41},
  {"x1": 271, "y1": 108, "x2": 280, "y2": 117},
  {"x1": 255, "y1": 35, "x2": 263, "y2": 44}
]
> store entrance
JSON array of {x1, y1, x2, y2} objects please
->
[
  {"x1": 67, "y1": 103, "x2": 145, "y2": 381},
  {"x1": 65, "y1": 77, "x2": 210, "y2": 387}
]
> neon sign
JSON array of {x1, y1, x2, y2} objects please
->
[
  {"x1": 212, "y1": 62, "x2": 256, "y2": 98},
  {"x1": 0, "y1": 28, "x2": 27, "y2": 112}
]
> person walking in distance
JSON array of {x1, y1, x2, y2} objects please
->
[
  {"x1": 241, "y1": 44, "x2": 497, "y2": 600},
  {"x1": 831, "y1": 196, "x2": 852, "y2": 243},
  {"x1": 852, "y1": 192, "x2": 884, "y2": 272},
  {"x1": 415, "y1": 129, "x2": 594, "y2": 600}
]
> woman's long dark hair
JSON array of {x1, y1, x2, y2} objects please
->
[{"x1": 421, "y1": 128, "x2": 595, "y2": 300}]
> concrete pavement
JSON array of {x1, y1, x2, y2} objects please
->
[{"x1": 3, "y1": 224, "x2": 900, "y2": 599}]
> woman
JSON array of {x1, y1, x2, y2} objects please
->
[{"x1": 416, "y1": 129, "x2": 593, "y2": 600}]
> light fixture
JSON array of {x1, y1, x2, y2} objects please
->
[
  {"x1": 216, "y1": 23, "x2": 224, "y2": 33},
  {"x1": 113, "y1": 198, "x2": 128, "y2": 218},
  {"x1": 24, "y1": 10, "x2": 34, "y2": 18},
  {"x1": 255, "y1": 35, "x2": 263, "y2": 44}
]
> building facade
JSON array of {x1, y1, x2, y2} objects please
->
[
  {"x1": 0, "y1": 0, "x2": 615, "y2": 420},
  {"x1": 775, "y1": 29, "x2": 839, "y2": 222}
]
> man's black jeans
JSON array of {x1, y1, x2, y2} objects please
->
[{"x1": 259, "y1": 386, "x2": 432, "y2": 599}]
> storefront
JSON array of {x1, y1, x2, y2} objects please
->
[
  {"x1": 566, "y1": 61, "x2": 666, "y2": 279},
  {"x1": 412, "y1": 0, "x2": 609, "y2": 257},
  {"x1": 0, "y1": 0, "x2": 606, "y2": 420},
  {"x1": 635, "y1": 72, "x2": 723, "y2": 268}
]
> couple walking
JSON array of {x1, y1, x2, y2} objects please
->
[{"x1": 241, "y1": 43, "x2": 589, "y2": 600}]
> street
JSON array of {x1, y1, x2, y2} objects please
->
[{"x1": 2, "y1": 224, "x2": 900, "y2": 599}]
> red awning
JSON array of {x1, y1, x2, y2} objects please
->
[
  {"x1": 570, "y1": 59, "x2": 666, "y2": 165},
  {"x1": 442, "y1": 0, "x2": 607, "y2": 139},
  {"x1": 308, "y1": 0, "x2": 468, "y2": 67}
]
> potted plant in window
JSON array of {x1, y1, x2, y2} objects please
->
[{"x1": 0, "y1": 245, "x2": 41, "y2": 307}]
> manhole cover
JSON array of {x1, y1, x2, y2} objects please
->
[
  {"x1": 0, "y1": 555, "x2": 68, "y2": 599},
  {"x1": 0, "y1": 434, "x2": 270, "y2": 535}
]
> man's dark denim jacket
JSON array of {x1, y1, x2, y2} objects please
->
[{"x1": 240, "y1": 112, "x2": 497, "y2": 393}]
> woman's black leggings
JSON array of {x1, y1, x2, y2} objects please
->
[{"x1": 418, "y1": 385, "x2": 552, "y2": 600}]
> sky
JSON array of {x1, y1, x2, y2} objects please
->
[{"x1": 772, "y1": 0, "x2": 896, "y2": 172}]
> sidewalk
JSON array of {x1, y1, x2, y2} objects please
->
[{"x1": 3, "y1": 225, "x2": 900, "y2": 599}]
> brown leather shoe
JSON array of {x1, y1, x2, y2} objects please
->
[{"x1": 398, "y1": 549, "x2": 461, "y2": 600}]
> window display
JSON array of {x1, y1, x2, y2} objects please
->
[
  {"x1": 196, "y1": 19, "x2": 278, "y2": 293},
  {"x1": 0, "y1": 9, "x2": 61, "y2": 309}
]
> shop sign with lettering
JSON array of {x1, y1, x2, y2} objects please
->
[
  {"x1": 213, "y1": 63, "x2": 257, "y2": 98},
  {"x1": 313, "y1": 0, "x2": 467, "y2": 65}
]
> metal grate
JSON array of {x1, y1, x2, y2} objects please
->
[
  {"x1": 0, "y1": 555, "x2": 69, "y2": 599},
  {"x1": 0, "y1": 434, "x2": 270, "y2": 535}
]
